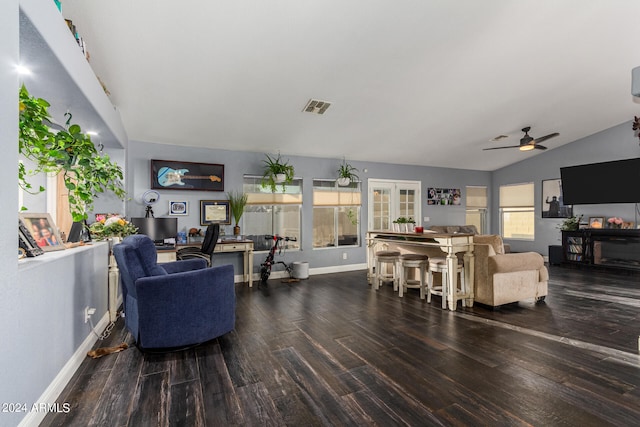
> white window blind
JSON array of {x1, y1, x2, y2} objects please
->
[
  {"x1": 466, "y1": 186, "x2": 487, "y2": 208},
  {"x1": 499, "y1": 183, "x2": 533, "y2": 207}
]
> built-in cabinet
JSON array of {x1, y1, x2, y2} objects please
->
[{"x1": 562, "y1": 229, "x2": 640, "y2": 271}]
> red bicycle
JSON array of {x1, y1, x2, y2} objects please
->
[{"x1": 259, "y1": 235, "x2": 297, "y2": 285}]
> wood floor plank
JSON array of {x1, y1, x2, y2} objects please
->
[{"x1": 41, "y1": 266, "x2": 640, "y2": 426}]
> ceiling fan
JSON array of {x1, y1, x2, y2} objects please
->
[{"x1": 484, "y1": 126, "x2": 559, "y2": 152}]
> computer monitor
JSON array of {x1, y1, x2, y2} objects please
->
[{"x1": 130, "y1": 217, "x2": 178, "y2": 244}]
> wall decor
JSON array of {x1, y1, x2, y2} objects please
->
[
  {"x1": 200, "y1": 200, "x2": 231, "y2": 225},
  {"x1": 19, "y1": 213, "x2": 66, "y2": 252},
  {"x1": 151, "y1": 159, "x2": 224, "y2": 191},
  {"x1": 169, "y1": 201, "x2": 188, "y2": 216},
  {"x1": 427, "y1": 187, "x2": 461, "y2": 205},
  {"x1": 542, "y1": 178, "x2": 573, "y2": 218}
]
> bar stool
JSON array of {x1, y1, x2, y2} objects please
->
[
  {"x1": 427, "y1": 257, "x2": 466, "y2": 309},
  {"x1": 374, "y1": 250, "x2": 401, "y2": 291},
  {"x1": 398, "y1": 254, "x2": 428, "y2": 299}
]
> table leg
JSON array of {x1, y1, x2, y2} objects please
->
[
  {"x1": 247, "y1": 249, "x2": 254, "y2": 287},
  {"x1": 446, "y1": 253, "x2": 457, "y2": 311}
]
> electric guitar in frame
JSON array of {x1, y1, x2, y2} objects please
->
[{"x1": 157, "y1": 167, "x2": 222, "y2": 187}]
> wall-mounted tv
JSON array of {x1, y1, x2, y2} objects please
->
[{"x1": 560, "y1": 157, "x2": 640, "y2": 205}]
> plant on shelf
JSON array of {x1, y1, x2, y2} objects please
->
[
  {"x1": 19, "y1": 85, "x2": 127, "y2": 222},
  {"x1": 336, "y1": 158, "x2": 359, "y2": 186},
  {"x1": 227, "y1": 190, "x2": 248, "y2": 235},
  {"x1": 558, "y1": 214, "x2": 583, "y2": 231},
  {"x1": 261, "y1": 153, "x2": 294, "y2": 192},
  {"x1": 88, "y1": 215, "x2": 138, "y2": 240}
]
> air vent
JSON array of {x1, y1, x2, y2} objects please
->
[
  {"x1": 303, "y1": 99, "x2": 331, "y2": 115},
  {"x1": 490, "y1": 134, "x2": 509, "y2": 142}
]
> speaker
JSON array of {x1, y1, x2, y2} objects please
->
[
  {"x1": 632, "y1": 66, "x2": 640, "y2": 97},
  {"x1": 548, "y1": 245, "x2": 563, "y2": 265}
]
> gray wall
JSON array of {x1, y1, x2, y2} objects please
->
[
  {"x1": 123, "y1": 140, "x2": 491, "y2": 272},
  {"x1": 492, "y1": 120, "x2": 639, "y2": 254},
  {"x1": 0, "y1": 2, "x2": 21, "y2": 426}
]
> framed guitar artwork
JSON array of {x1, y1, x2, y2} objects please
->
[{"x1": 151, "y1": 159, "x2": 224, "y2": 191}]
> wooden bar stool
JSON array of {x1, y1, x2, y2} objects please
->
[
  {"x1": 427, "y1": 257, "x2": 466, "y2": 309},
  {"x1": 374, "y1": 250, "x2": 401, "y2": 291},
  {"x1": 399, "y1": 254, "x2": 428, "y2": 299}
]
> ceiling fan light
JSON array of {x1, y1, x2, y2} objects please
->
[{"x1": 519, "y1": 144, "x2": 535, "y2": 151}]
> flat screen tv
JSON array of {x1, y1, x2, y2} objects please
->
[
  {"x1": 560, "y1": 158, "x2": 640, "y2": 205},
  {"x1": 130, "y1": 217, "x2": 178, "y2": 244}
]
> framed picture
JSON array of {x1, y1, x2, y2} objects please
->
[
  {"x1": 151, "y1": 159, "x2": 224, "y2": 191},
  {"x1": 588, "y1": 217, "x2": 604, "y2": 229},
  {"x1": 200, "y1": 200, "x2": 230, "y2": 225},
  {"x1": 427, "y1": 187, "x2": 461, "y2": 205},
  {"x1": 169, "y1": 201, "x2": 189, "y2": 216},
  {"x1": 19, "y1": 213, "x2": 66, "y2": 252},
  {"x1": 542, "y1": 178, "x2": 573, "y2": 218}
]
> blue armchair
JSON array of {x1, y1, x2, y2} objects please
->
[{"x1": 113, "y1": 234, "x2": 236, "y2": 350}]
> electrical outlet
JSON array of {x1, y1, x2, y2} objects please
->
[
  {"x1": 342, "y1": 252, "x2": 348, "y2": 260},
  {"x1": 84, "y1": 306, "x2": 96, "y2": 323},
  {"x1": 424, "y1": 216, "x2": 430, "y2": 222}
]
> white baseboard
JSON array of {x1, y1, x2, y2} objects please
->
[
  {"x1": 18, "y1": 312, "x2": 110, "y2": 427},
  {"x1": 249, "y1": 263, "x2": 367, "y2": 281}
]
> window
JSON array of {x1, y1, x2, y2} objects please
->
[
  {"x1": 465, "y1": 186, "x2": 487, "y2": 234},
  {"x1": 243, "y1": 176, "x2": 302, "y2": 251},
  {"x1": 368, "y1": 180, "x2": 420, "y2": 230},
  {"x1": 312, "y1": 179, "x2": 361, "y2": 248},
  {"x1": 499, "y1": 182, "x2": 534, "y2": 240}
]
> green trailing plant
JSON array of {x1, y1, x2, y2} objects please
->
[
  {"x1": 18, "y1": 84, "x2": 126, "y2": 222},
  {"x1": 227, "y1": 190, "x2": 248, "y2": 228},
  {"x1": 337, "y1": 158, "x2": 359, "y2": 184},
  {"x1": 261, "y1": 153, "x2": 294, "y2": 192}
]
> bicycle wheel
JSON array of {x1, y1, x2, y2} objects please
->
[{"x1": 260, "y1": 264, "x2": 271, "y2": 283}]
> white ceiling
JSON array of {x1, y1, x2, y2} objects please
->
[{"x1": 62, "y1": 0, "x2": 640, "y2": 171}]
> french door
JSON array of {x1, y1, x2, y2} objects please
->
[{"x1": 368, "y1": 179, "x2": 421, "y2": 230}]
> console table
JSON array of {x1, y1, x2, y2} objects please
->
[
  {"x1": 561, "y1": 229, "x2": 640, "y2": 271},
  {"x1": 366, "y1": 231, "x2": 475, "y2": 311}
]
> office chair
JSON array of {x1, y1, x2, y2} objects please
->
[{"x1": 176, "y1": 223, "x2": 219, "y2": 267}]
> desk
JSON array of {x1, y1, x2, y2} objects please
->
[
  {"x1": 108, "y1": 239, "x2": 254, "y2": 322},
  {"x1": 161, "y1": 240, "x2": 255, "y2": 287},
  {"x1": 367, "y1": 231, "x2": 474, "y2": 311}
]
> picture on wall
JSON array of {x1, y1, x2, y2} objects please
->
[
  {"x1": 427, "y1": 187, "x2": 461, "y2": 205},
  {"x1": 542, "y1": 178, "x2": 573, "y2": 218},
  {"x1": 169, "y1": 201, "x2": 188, "y2": 216},
  {"x1": 200, "y1": 200, "x2": 231, "y2": 225},
  {"x1": 151, "y1": 159, "x2": 224, "y2": 191}
]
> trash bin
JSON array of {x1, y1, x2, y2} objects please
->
[{"x1": 291, "y1": 261, "x2": 309, "y2": 279}]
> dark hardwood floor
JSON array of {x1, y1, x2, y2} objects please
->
[{"x1": 42, "y1": 266, "x2": 640, "y2": 426}]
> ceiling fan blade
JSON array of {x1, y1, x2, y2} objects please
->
[
  {"x1": 482, "y1": 145, "x2": 519, "y2": 150},
  {"x1": 534, "y1": 144, "x2": 548, "y2": 150},
  {"x1": 533, "y1": 132, "x2": 559, "y2": 144}
]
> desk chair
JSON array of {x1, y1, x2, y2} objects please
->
[{"x1": 176, "y1": 223, "x2": 219, "y2": 267}]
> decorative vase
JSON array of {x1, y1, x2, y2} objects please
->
[
  {"x1": 233, "y1": 225, "x2": 241, "y2": 235},
  {"x1": 337, "y1": 177, "x2": 351, "y2": 186}
]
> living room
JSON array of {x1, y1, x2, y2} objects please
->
[{"x1": 3, "y1": 1, "x2": 640, "y2": 426}]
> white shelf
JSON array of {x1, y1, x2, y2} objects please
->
[{"x1": 19, "y1": 0, "x2": 127, "y2": 149}]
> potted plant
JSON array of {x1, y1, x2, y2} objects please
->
[
  {"x1": 261, "y1": 153, "x2": 294, "y2": 192},
  {"x1": 559, "y1": 214, "x2": 583, "y2": 231},
  {"x1": 227, "y1": 190, "x2": 248, "y2": 235},
  {"x1": 19, "y1": 85, "x2": 127, "y2": 222},
  {"x1": 337, "y1": 158, "x2": 359, "y2": 186}
]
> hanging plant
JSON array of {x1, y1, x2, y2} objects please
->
[
  {"x1": 261, "y1": 153, "x2": 294, "y2": 192},
  {"x1": 18, "y1": 85, "x2": 127, "y2": 222},
  {"x1": 337, "y1": 158, "x2": 359, "y2": 186}
]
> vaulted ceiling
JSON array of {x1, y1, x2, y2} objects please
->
[{"x1": 62, "y1": 0, "x2": 640, "y2": 171}]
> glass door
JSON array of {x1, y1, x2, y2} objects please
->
[{"x1": 368, "y1": 179, "x2": 420, "y2": 230}]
